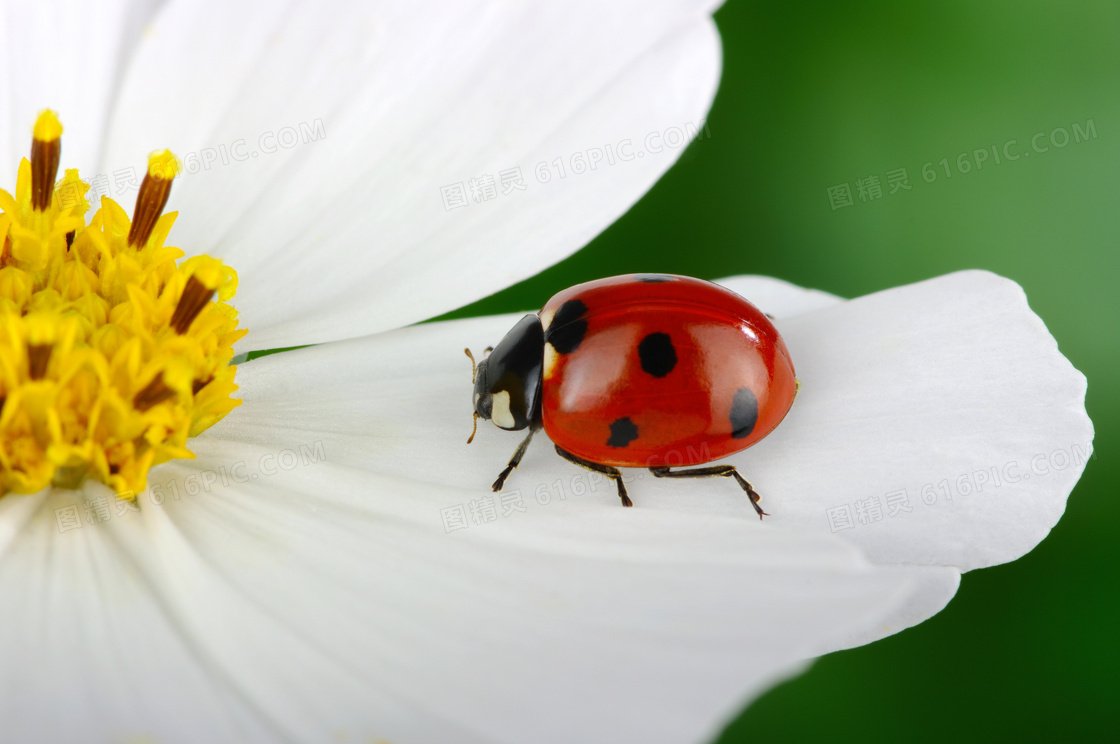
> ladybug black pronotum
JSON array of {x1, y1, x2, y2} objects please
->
[{"x1": 466, "y1": 274, "x2": 797, "y2": 517}]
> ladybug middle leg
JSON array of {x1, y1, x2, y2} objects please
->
[
  {"x1": 648, "y1": 464, "x2": 768, "y2": 519},
  {"x1": 554, "y1": 445, "x2": 632, "y2": 507}
]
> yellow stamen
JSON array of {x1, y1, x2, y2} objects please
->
[
  {"x1": 0, "y1": 113, "x2": 246, "y2": 498},
  {"x1": 30, "y1": 110, "x2": 62, "y2": 212},
  {"x1": 127, "y1": 150, "x2": 180, "y2": 249}
]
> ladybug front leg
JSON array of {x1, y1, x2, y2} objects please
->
[
  {"x1": 491, "y1": 428, "x2": 537, "y2": 492},
  {"x1": 648, "y1": 464, "x2": 768, "y2": 520},
  {"x1": 554, "y1": 446, "x2": 632, "y2": 507}
]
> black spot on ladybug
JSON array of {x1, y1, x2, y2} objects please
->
[
  {"x1": 730, "y1": 387, "x2": 759, "y2": 439},
  {"x1": 638, "y1": 332, "x2": 677, "y2": 378},
  {"x1": 545, "y1": 299, "x2": 588, "y2": 354},
  {"x1": 607, "y1": 417, "x2": 639, "y2": 448},
  {"x1": 636, "y1": 274, "x2": 674, "y2": 283}
]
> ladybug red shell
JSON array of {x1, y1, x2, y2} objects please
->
[{"x1": 467, "y1": 273, "x2": 797, "y2": 516}]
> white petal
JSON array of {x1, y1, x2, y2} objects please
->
[
  {"x1": 714, "y1": 271, "x2": 1063, "y2": 647},
  {"x1": 101, "y1": 0, "x2": 724, "y2": 349},
  {"x1": 0, "y1": 485, "x2": 278, "y2": 743},
  {"x1": 128, "y1": 440, "x2": 912, "y2": 744},
  {"x1": 715, "y1": 274, "x2": 843, "y2": 318},
  {"x1": 0, "y1": 0, "x2": 163, "y2": 177},
  {"x1": 817, "y1": 565, "x2": 961, "y2": 651},
  {"x1": 0, "y1": 490, "x2": 45, "y2": 559},
  {"x1": 750, "y1": 270, "x2": 1092, "y2": 571}
]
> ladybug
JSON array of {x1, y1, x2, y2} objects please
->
[{"x1": 465, "y1": 273, "x2": 797, "y2": 517}]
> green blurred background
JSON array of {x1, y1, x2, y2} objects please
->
[{"x1": 443, "y1": 1, "x2": 1118, "y2": 741}]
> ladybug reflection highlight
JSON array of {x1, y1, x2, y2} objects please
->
[{"x1": 466, "y1": 274, "x2": 797, "y2": 517}]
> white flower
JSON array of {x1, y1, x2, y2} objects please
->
[{"x1": 0, "y1": 3, "x2": 1092, "y2": 744}]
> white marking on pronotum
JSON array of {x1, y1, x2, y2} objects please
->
[
  {"x1": 490, "y1": 390, "x2": 516, "y2": 429},
  {"x1": 543, "y1": 342, "x2": 560, "y2": 380}
]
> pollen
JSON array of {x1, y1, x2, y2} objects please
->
[{"x1": 0, "y1": 111, "x2": 246, "y2": 498}]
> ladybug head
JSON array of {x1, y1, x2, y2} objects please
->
[{"x1": 465, "y1": 314, "x2": 544, "y2": 441}]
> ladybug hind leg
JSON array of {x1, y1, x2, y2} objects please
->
[
  {"x1": 554, "y1": 446, "x2": 632, "y2": 507},
  {"x1": 648, "y1": 464, "x2": 768, "y2": 520}
]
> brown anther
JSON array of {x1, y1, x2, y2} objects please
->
[
  {"x1": 127, "y1": 170, "x2": 174, "y2": 248},
  {"x1": 133, "y1": 374, "x2": 177, "y2": 411},
  {"x1": 27, "y1": 344, "x2": 52, "y2": 380},
  {"x1": 65, "y1": 230, "x2": 75, "y2": 251},
  {"x1": 30, "y1": 138, "x2": 61, "y2": 211},
  {"x1": 170, "y1": 276, "x2": 215, "y2": 334}
]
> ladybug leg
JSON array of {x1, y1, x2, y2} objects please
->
[
  {"x1": 491, "y1": 429, "x2": 537, "y2": 492},
  {"x1": 648, "y1": 465, "x2": 768, "y2": 520},
  {"x1": 554, "y1": 445, "x2": 632, "y2": 507}
]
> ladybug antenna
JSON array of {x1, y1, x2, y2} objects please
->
[
  {"x1": 467, "y1": 412, "x2": 479, "y2": 444},
  {"x1": 483, "y1": 346, "x2": 493, "y2": 355},
  {"x1": 464, "y1": 347, "x2": 477, "y2": 383},
  {"x1": 465, "y1": 348, "x2": 480, "y2": 444}
]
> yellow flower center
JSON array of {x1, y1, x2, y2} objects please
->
[{"x1": 0, "y1": 111, "x2": 245, "y2": 498}]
